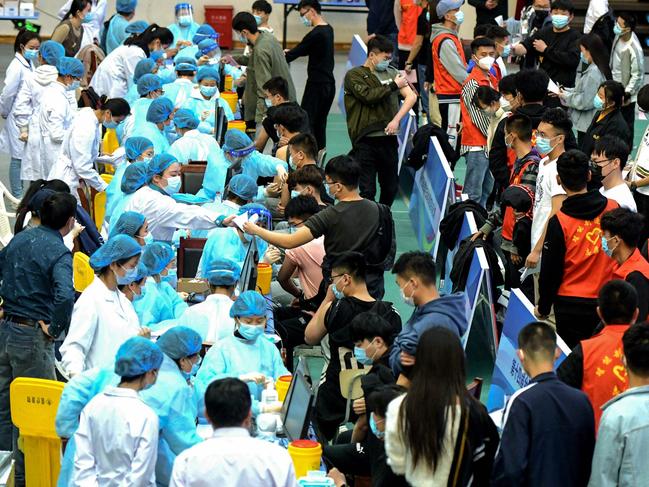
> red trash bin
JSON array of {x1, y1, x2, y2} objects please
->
[{"x1": 204, "y1": 5, "x2": 233, "y2": 49}]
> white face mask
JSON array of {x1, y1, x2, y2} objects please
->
[{"x1": 478, "y1": 56, "x2": 496, "y2": 71}]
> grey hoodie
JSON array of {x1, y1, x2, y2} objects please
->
[{"x1": 430, "y1": 23, "x2": 468, "y2": 88}]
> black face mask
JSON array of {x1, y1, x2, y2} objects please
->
[{"x1": 534, "y1": 9, "x2": 549, "y2": 23}]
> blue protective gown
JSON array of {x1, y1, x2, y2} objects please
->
[
  {"x1": 110, "y1": 192, "x2": 134, "y2": 227},
  {"x1": 104, "y1": 161, "x2": 128, "y2": 224},
  {"x1": 191, "y1": 199, "x2": 238, "y2": 238},
  {"x1": 198, "y1": 229, "x2": 268, "y2": 277},
  {"x1": 162, "y1": 78, "x2": 195, "y2": 108},
  {"x1": 124, "y1": 82, "x2": 141, "y2": 105},
  {"x1": 134, "y1": 278, "x2": 188, "y2": 328},
  {"x1": 140, "y1": 354, "x2": 202, "y2": 487},
  {"x1": 105, "y1": 14, "x2": 130, "y2": 54},
  {"x1": 55, "y1": 367, "x2": 120, "y2": 487},
  {"x1": 235, "y1": 151, "x2": 288, "y2": 183},
  {"x1": 194, "y1": 332, "x2": 289, "y2": 418},
  {"x1": 167, "y1": 21, "x2": 200, "y2": 46},
  {"x1": 129, "y1": 121, "x2": 170, "y2": 155},
  {"x1": 181, "y1": 88, "x2": 234, "y2": 134}
]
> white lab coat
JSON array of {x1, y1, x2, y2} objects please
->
[
  {"x1": 49, "y1": 107, "x2": 108, "y2": 199},
  {"x1": 60, "y1": 276, "x2": 141, "y2": 376},
  {"x1": 170, "y1": 427, "x2": 297, "y2": 487},
  {"x1": 176, "y1": 294, "x2": 235, "y2": 344},
  {"x1": 0, "y1": 53, "x2": 33, "y2": 159},
  {"x1": 90, "y1": 44, "x2": 146, "y2": 98},
  {"x1": 58, "y1": 0, "x2": 108, "y2": 49},
  {"x1": 124, "y1": 185, "x2": 218, "y2": 242},
  {"x1": 73, "y1": 386, "x2": 158, "y2": 487}
]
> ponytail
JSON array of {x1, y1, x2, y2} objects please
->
[{"x1": 14, "y1": 179, "x2": 47, "y2": 234}]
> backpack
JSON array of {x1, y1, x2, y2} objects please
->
[{"x1": 364, "y1": 202, "x2": 397, "y2": 272}]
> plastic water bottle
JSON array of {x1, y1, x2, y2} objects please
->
[{"x1": 261, "y1": 382, "x2": 278, "y2": 404}]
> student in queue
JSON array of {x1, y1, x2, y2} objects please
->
[{"x1": 590, "y1": 135, "x2": 636, "y2": 210}]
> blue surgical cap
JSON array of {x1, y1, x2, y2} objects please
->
[
  {"x1": 89, "y1": 234, "x2": 142, "y2": 270},
  {"x1": 150, "y1": 50, "x2": 165, "y2": 63},
  {"x1": 121, "y1": 161, "x2": 148, "y2": 194},
  {"x1": 117, "y1": 0, "x2": 137, "y2": 13},
  {"x1": 192, "y1": 24, "x2": 218, "y2": 44},
  {"x1": 174, "y1": 108, "x2": 199, "y2": 129},
  {"x1": 157, "y1": 326, "x2": 202, "y2": 359},
  {"x1": 126, "y1": 20, "x2": 148, "y2": 34},
  {"x1": 109, "y1": 211, "x2": 146, "y2": 238},
  {"x1": 196, "y1": 39, "x2": 219, "y2": 56},
  {"x1": 175, "y1": 62, "x2": 197, "y2": 72},
  {"x1": 40, "y1": 40, "x2": 65, "y2": 66},
  {"x1": 115, "y1": 336, "x2": 163, "y2": 377},
  {"x1": 228, "y1": 174, "x2": 257, "y2": 201},
  {"x1": 133, "y1": 261, "x2": 150, "y2": 281},
  {"x1": 196, "y1": 66, "x2": 219, "y2": 83},
  {"x1": 56, "y1": 57, "x2": 84, "y2": 78},
  {"x1": 230, "y1": 290, "x2": 267, "y2": 318},
  {"x1": 147, "y1": 153, "x2": 178, "y2": 179},
  {"x1": 124, "y1": 136, "x2": 154, "y2": 161},
  {"x1": 146, "y1": 97, "x2": 174, "y2": 123},
  {"x1": 133, "y1": 58, "x2": 156, "y2": 83},
  {"x1": 137, "y1": 73, "x2": 162, "y2": 96},
  {"x1": 205, "y1": 258, "x2": 241, "y2": 286},
  {"x1": 175, "y1": 2, "x2": 192, "y2": 12},
  {"x1": 141, "y1": 242, "x2": 175, "y2": 275},
  {"x1": 174, "y1": 55, "x2": 197, "y2": 66},
  {"x1": 223, "y1": 129, "x2": 253, "y2": 153}
]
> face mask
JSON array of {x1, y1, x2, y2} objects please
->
[
  {"x1": 535, "y1": 136, "x2": 556, "y2": 156},
  {"x1": 500, "y1": 96, "x2": 511, "y2": 111},
  {"x1": 326, "y1": 182, "x2": 338, "y2": 201},
  {"x1": 264, "y1": 98, "x2": 273, "y2": 108},
  {"x1": 178, "y1": 15, "x2": 192, "y2": 27},
  {"x1": 133, "y1": 289, "x2": 144, "y2": 301},
  {"x1": 288, "y1": 155, "x2": 297, "y2": 170},
  {"x1": 400, "y1": 282, "x2": 415, "y2": 306},
  {"x1": 502, "y1": 44, "x2": 511, "y2": 58},
  {"x1": 613, "y1": 24, "x2": 623, "y2": 36},
  {"x1": 66, "y1": 80, "x2": 80, "y2": 92},
  {"x1": 426, "y1": 11, "x2": 430, "y2": 22},
  {"x1": 116, "y1": 265, "x2": 138, "y2": 286},
  {"x1": 601, "y1": 235, "x2": 617, "y2": 257},
  {"x1": 354, "y1": 346, "x2": 374, "y2": 366},
  {"x1": 161, "y1": 267, "x2": 178, "y2": 289},
  {"x1": 504, "y1": 133, "x2": 514, "y2": 149},
  {"x1": 535, "y1": 9, "x2": 549, "y2": 21},
  {"x1": 454, "y1": 11, "x2": 464, "y2": 25},
  {"x1": 375, "y1": 59, "x2": 390, "y2": 72},
  {"x1": 23, "y1": 49, "x2": 39, "y2": 61},
  {"x1": 140, "y1": 233, "x2": 154, "y2": 245},
  {"x1": 164, "y1": 175, "x2": 181, "y2": 195},
  {"x1": 580, "y1": 52, "x2": 589, "y2": 65},
  {"x1": 301, "y1": 15, "x2": 311, "y2": 27},
  {"x1": 239, "y1": 33, "x2": 248, "y2": 44},
  {"x1": 181, "y1": 356, "x2": 202, "y2": 379},
  {"x1": 82, "y1": 12, "x2": 94, "y2": 23},
  {"x1": 593, "y1": 94, "x2": 604, "y2": 110},
  {"x1": 142, "y1": 382, "x2": 154, "y2": 390},
  {"x1": 200, "y1": 86, "x2": 218, "y2": 98},
  {"x1": 370, "y1": 414, "x2": 385, "y2": 440},
  {"x1": 238, "y1": 323, "x2": 264, "y2": 341},
  {"x1": 103, "y1": 114, "x2": 119, "y2": 129},
  {"x1": 551, "y1": 14, "x2": 570, "y2": 29},
  {"x1": 254, "y1": 14, "x2": 263, "y2": 26},
  {"x1": 291, "y1": 190, "x2": 301, "y2": 199},
  {"x1": 478, "y1": 56, "x2": 496, "y2": 71},
  {"x1": 332, "y1": 279, "x2": 346, "y2": 300}
]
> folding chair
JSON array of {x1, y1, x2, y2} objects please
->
[
  {"x1": 0, "y1": 180, "x2": 19, "y2": 248},
  {"x1": 73, "y1": 252, "x2": 94, "y2": 292}
]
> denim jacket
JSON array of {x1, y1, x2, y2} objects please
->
[{"x1": 588, "y1": 384, "x2": 649, "y2": 487}]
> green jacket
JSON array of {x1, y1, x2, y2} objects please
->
[
  {"x1": 235, "y1": 32, "x2": 297, "y2": 123},
  {"x1": 343, "y1": 65, "x2": 400, "y2": 144}
]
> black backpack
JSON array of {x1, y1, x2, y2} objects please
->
[{"x1": 365, "y1": 202, "x2": 397, "y2": 273}]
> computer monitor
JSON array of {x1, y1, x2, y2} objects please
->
[
  {"x1": 282, "y1": 370, "x2": 313, "y2": 442},
  {"x1": 280, "y1": 357, "x2": 311, "y2": 419},
  {"x1": 238, "y1": 237, "x2": 259, "y2": 294}
]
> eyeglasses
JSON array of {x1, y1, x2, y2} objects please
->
[{"x1": 589, "y1": 158, "x2": 615, "y2": 167}]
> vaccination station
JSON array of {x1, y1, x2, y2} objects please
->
[{"x1": 0, "y1": 0, "x2": 648, "y2": 485}]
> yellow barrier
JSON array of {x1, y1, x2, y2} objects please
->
[
  {"x1": 73, "y1": 252, "x2": 94, "y2": 292},
  {"x1": 10, "y1": 378, "x2": 65, "y2": 487}
]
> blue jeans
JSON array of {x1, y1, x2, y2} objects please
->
[
  {"x1": 9, "y1": 157, "x2": 22, "y2": 198},
  {"x1": 464, "y1": 150, "x2": 494, "y2": 207},
  {"x1": 0, "y1": 319, "x2": 56, "y2": 486}
]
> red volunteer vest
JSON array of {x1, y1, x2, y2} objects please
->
[
  {"x1": 459, "y1": 68, "x2": 492, "y2": 147},
  {"x1": 431, "y1": 33, "x2": 466, "y2": 96},
  {"x1": 502, "y1": 157, "x2": 538, "y2": 241},
  {"x1": 613, "y1": 248, "x2": 649, "y2": 281},
  {"x1": 556, "y1": 199, "x2": 618, "y2": 299},
  {"x1": 397, "y1": 0, "x2": 422, "y2": 48},
  {"x1": 582, "y1": 324, "x2": 629, "y2": 430}
]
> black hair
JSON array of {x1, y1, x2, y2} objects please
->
[
  {"x1": 392, "y1": 251, "x2": 437, "y2": 286},
  {"x1": 40, "y1": 193, "x2": 77, "y2": 231},
  {"x1": 14, "y1": 179, "x2": 72, "y2": 234},
  {"x1": 368, "y1": 384, "x2": 406, "y2": 418},
  {"x1": 598, "y1": 279, "x2": 639, "y2": 324},
  {"x1": 592, "y1": 135, "x2": 630, "y2": 167},
  {"x1": 486, "y1": 25, "x2": 510, "y2": 41},
  {"x1": 550, "y1": 0, "x2": 574, "y2": 14},
  {"x1": 505, "y1": 113, "x2": 533, "y2": 142},
  {"x1": 557, "y1": 149, "x2": 589, "y2": 192},
  {"x1": 350, "y1": 312, "x2": 397, "y2": 346},
  {"x1": 601, "y1": 207, "x2": 646, "y2": 248},
  {"x1": 205, "y1": 378, "x2": 252, "y2": 427},
  {"x1": 252, "y1": 0, "x2": 272, "y2": 14},
  {"x1": 471, "y1": 36, "x2": 496, "y2": 53},
  {"x1": 331, "y1": 251, "x2": 367, "y2": 282},
  {"x1": 473, "y1": 86, "x2": 500, "y2": 109},
  {"x1": 45, "y1": 179, "x2": 72, "y2": 193},
  {"x1": 233, "y1": 12, "x2": 259, "y2": 34},
  {"x1": 623, "y1": 322, "x2": 649, "y2": 376},
  {"x1": 101, "y1": 97, "x2": 131, "y2": 117},
  {"x1": 284, "y1": 194, "x2": 320, "y2": 220},
  {"x1": 637, "y1": 84, "x2": 649, "y2": 113},
  {"x1": 14, "y1": 28, "x2": 40, "y2": 53},
  {"x1": 120, "y1": 372, "x2": 149, "y2": 382},
  {"x1": 473, "y1": 24, "x2": 491, "y2": 38},
  {"x1": 515, "y1": 69, "x2": 549, "y2": 103},
  {"x1": 262, "y1": 76, "x2": 289, "y2": 100},
  {"x1": 600, "y1": 80, "x2": 625, "y2": 109},
  {"x1": 324, "y1": 155, "x2": 360, "y2": 188},
  {"x1": 499, "y1": 73, "x2": 518, "y2": 97},
  {"x1": 288, "y1": 133, "x2": 318, "y2": 160},
  {"x1": 63, "y1": 0, "x2": 90, "y2": 20},
  {"x1": 125, "y1": 24, "x2": 173, "y2": 55},
  {"x1": 367, "y1": 35, "x2": 394, "y2": 55},
  {"x1": 287, "y1": 164, "x2": 325, "y2": 190},
  {"x1": 618, "y1": 12, "x2": 637, "y2": 32},
  {"x1": 298, "y1": 0, "x2": 322, "y2": 13},
  {"x1": 579, "y1": 33, "x2": 612, "y2": 80},
  {"x1": 273, "y1": 104, "x2": 308, "y2": 133},
  {"x1": 540, "y1": 107, "x2": 573, "y2": 136},
  {"x1": 518, "y1": 321, "x2": 557, "y2": 360}
]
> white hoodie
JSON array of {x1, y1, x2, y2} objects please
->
[{"x1": 13, "y1": 65, "x2": 59, "y2": 130}]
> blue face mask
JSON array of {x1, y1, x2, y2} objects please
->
[
  {"x1": 593, "y1": 94, "x2": 605, "y2": 110},
  {"x1": 66, "y1": 80, "x2": 80, "y2": 92},
  {"x1": 354, "y1": 346, "x2": 374, "y2": 366},
  {"x1": 425, "y1": 11, "x2": 430, "y2": 22},
  {"x1": 254, "y1": 14, "x2": 263, "y2": 25},
  {"x1": 200, "y1": 85, "x2": 218, "y2": 98},
  {"x1": 178, "y1": 15, "x2": 192, "y2": 27},
  {"x1": 142, "y1": 233, "x2": 154, "y2": 245},
  {"x1": 238, "y1": 323, "x2": 264, "y2": 341},
  {"x1": 370, "y1": 414, "x2": 385, "y2": 439},
  {"x1": 301, "y1": 15, "x2": 311, "y2": 27},
  {"x1": 181, "y1": 356, "x2": 202, "y2": 379},
  {"x1": 613, "y1": 24, "x2": 623, "y2": 36},
  {"x1": 535, "y1": 136, "x2": 554, "y2": 156},
  {"x1": 23, "y1": 49, "x2": 39, "y2": 61},
  {"x1": 601, "y1": 235, "x2": 616, "y2": 257},
  {"x1": 264, "y1": 98, "x2": 273, "y2": 108},
  {"x1": 103, "y1": 114, "x2": 120, "y2": 129},
  {"x1": 291, "y1": 189, "x2": 301, "y2": 199},
  {"x1": 454, "y1": 11, "x2": 465, "y2": 25},
  {"x1": 580, "y1": 52, "x2": 589, "y2": 65},
  {"x1": 375, "y1": 59, "x2": 390, "y2": 72},
  {"x1": 82, "y1": 12, "x2": 94, "y2": 24},
  {"x1": 164, "y1": 175, "x2": 181, "y2": 195},
  {"x1": 325, "y1": 182, "x2": 338, "y2": 201},
  {"x1": 239, "y1": 33, "x2": 248, "y2": 44},
  {"x1": 332, "y1": 278, "x2": 346, "y2": 300},
  {"x1": 502, "y1": 44, "x2": 511, "y2": 58},
  {"x1": 116, "y1": 265, "x2": 138, "y2": 285},
  {"x1": 288, "y1": 155, "x2": 297, "y2": 170},
  {"x1": 551, "y1": 14, "x2": 570, "y2": 29},
  {"x1": 162, "y1": 268, "x2": 178, "y2": 289}
]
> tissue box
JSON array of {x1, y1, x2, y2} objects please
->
[
  {"x1": 4, "y1": 2, "x2": 19, "y2": 17},
  {"x1": 20, "y1": 3, "x2": 35, "y2": 17}
]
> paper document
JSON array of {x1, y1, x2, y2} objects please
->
[
  {"x1": 520, "y1": 266, "x2": 540, "y2": 282},
  {"x1": 547, "y1": 79, "x2": 560, "y2": 95},
  {"x1": 233, "y1": 212, "x2": 259, "y2": 232}
]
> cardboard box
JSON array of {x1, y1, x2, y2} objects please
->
[
  {"x1": 20, "y1": 3, "x2": 35, "y2": 17},
  {"x1": 177, "y1": 278, "x2": 209, "y2": 294}
]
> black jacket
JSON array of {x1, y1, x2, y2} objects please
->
[
  {"x1": 468, "y1": 0, "x2": 508, "y2": 26},
  {"x1": 583, "y1": 108, "x2": 633, "y2": 159},
  {"x1": 522, "y1": 26, "x2": 581, "y2": 88}
]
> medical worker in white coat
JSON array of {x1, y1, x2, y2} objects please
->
[
  {"x1": 104, "y1": 0, "x2": 137, "y2": 55},
  {"x1": 90, "y1": 23, "x2": 173, "y2": 98},
  {"x1": 0, "y1": 29, "x2": 39, "y2": 197},
  {"x1": 49, "y1": 97, "x2": 130, "y2": 200},
  {"x1": 176, "y1": 258, "x2": 239, "y2": 344},
  {"x1": 71, "y1": 337, "x2": 162, "y2": 486},
  {"x1": 124, "y1": 153, "x2": 219, "y2": 242},
  {"x1": 58, "y1": 0, "x2": 108, "y2": 49},
  {"x1": 13, "y1": 40, "x2": 66, "y2": 186},
  {"x1": 60, "y1": 235, "x2": 145, "y2": 377},
  {"x1": 167, "y1": 3, "x2": 200, "y2": 46}
]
